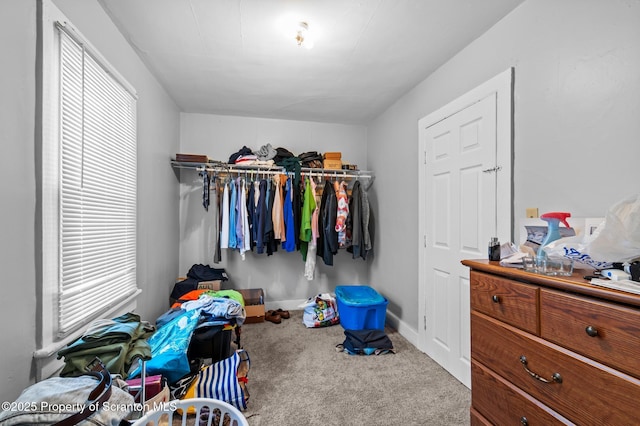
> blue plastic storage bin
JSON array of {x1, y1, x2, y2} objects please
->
[{"x1": 335, "y1": 285, "x2": 388, "y2": 330}]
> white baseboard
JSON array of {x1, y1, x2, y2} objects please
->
[
  {"x1": 385, "y1": 309, "x2": 419, "y2": 347},
  {"x1": 265, "y1": 299, "x2": 308, "y2": 312}
]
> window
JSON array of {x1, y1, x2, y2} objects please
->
[
  {"x1": 38, "y1": 0, "x2": 139, "y2": 374},
  {"x1": 56, "y1": 24, "x2": 138, "y2": 333}
]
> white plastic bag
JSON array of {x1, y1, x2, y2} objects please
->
[
  {"x1": 298, "y1": 293, "x2": 340, "y2": 328},
  {"x1": 544, "y1": 194, "x2": 640, "y2": 268},
  {"x1": 543, "y1": 234, "x2": 612, "y2": 270},
  {"x1": 588, "y1": 194, "x2": 640, "y2": 263}
]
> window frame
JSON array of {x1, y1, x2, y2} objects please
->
[{"x1": 36, "y1": 0, "x2": 140, "y2": 379}]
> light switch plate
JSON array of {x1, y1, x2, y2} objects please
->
[{"x1": 526, "y1": 208, "x2": 538, "y2": 218}]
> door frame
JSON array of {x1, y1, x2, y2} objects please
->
[{"x1": 417, "y1": 68, "x2": 513, "y2": 377}]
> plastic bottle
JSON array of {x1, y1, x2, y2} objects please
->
[
  {"x1": 537, "y1": 212, "x2": 571, "y2": 260},
  {"x1": 488, "y1": 237, "x2": 501, "y2": 261}
]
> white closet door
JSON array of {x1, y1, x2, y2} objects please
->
[{"x1": 418, "y1": 69, "x2": 512, "y2": 388}]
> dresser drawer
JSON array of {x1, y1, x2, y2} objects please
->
[
  {"x1": 540, "y1": 289, "x2": 640, "y2": 380},
  {"x1": 470, "y1": 270, "x2": 539, "y2": 335},
  {"x1": 470, "y1": 407, "x2": 492, "y2": 426},
  {"x1": 472, "y1": 360, "x2": 572, "y2": 425},
  {"x1": 472, "y1": 311, "x2": 640, "y2": 425}
]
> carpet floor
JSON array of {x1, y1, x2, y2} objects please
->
[{"x1": 239, "y1": 310, "x2": 470, "y2": 426}]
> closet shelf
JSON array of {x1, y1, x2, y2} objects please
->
[{"x1": 171, "y1": 160, "x2": 375, "y2": 184}]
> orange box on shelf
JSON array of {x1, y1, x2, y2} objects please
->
[
  {"x1": 323, "y1": 159, "x2": 343, "y2": 170},
  {"x1": 323, "y1": 152, "x2": 342, "y2": 160}
]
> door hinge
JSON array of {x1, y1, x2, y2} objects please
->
[
  {"x1": 482, "y1": 165, "x2": 502, "y2": 173},
  {"x1": 423, "y1": 315, "x2": 427, "y2": 330},
  {"x1": 424, "y1": 151, "x2": 427, "y2": 164},
  {"x1": 423, "y1": 235, "x2": 427, "y2": 248}
]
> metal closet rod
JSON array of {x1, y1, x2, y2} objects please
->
[{"x1": 171, "y1": 160, "x2": 374, "y2": 180}]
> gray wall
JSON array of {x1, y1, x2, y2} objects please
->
[
  {"x1": 2, "y1": 0, "x2": 639, "y2": 404},
  {"x1": 367, "y1": 0, "x2": 640, "y2": 332},
  {"x1": 178, "y1": 113, "x2": 371, "y2": 306},
  {"x1": 0, "y1": 0, "x2": 38, "y2": 403},
  {"x1": 0, "y1": 0, "x2": 181, "y2": 402}
]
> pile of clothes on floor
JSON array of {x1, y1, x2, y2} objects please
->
[
  {"x1": 143, "y1": 287, "x2": 246, "y2": 386},
  {"x1": 56, "y1": 264, "x2": 248, "y2": 401},
  {"x1": 170, "y1": 263, "x2": 229, "y2": 303},
  {"x1": 57, "y1": 312, "x2": 155, "y2": 379}
]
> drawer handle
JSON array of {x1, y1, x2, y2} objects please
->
[
  {"x1": 585, "y1": 325, "x2": 599, "y2": 337},
  {"x1": 492, "y1": 295, "x2": 501, "y2": 303},
  {"x1": 519, "y1": 355, "x2": 563, "y2": 384},
  {"x1": 520, "y1": 416, "x2": 528, "y2": 426}
]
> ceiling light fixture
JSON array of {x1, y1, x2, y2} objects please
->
[{"x1": 295, "y1": 21, "x2": 314, "y2": 49}]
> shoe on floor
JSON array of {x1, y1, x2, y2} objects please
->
[
  {"x1": 265, "y1": 310, "x2": 282, "y2": 324},
  {"x1": 275, "y1": 308, "x2": 290, "y2": 319}
]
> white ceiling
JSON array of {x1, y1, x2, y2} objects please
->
[{"x1": 99, "y1": 0, "x2": 525, "y2": 125}]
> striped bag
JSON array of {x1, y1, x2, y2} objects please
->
[{"x1": 183, "y1": 349, "x2": 250, "y2": 410}]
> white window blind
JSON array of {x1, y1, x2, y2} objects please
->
[{"x1": 57, "y1": 26, "x2": 137, "y2": 335}]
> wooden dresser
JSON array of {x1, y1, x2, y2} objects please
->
[{"x1": 462, "y1": 259, "x2": 640, "y2": 426}]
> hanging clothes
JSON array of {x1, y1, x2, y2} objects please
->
[
  {"x1": 361, "y1": 183, "x2": 373, "y2": 256},
  {"x1": 235, "y1": 177, "x2": 244, "y2": 253},
  {"x1": 254, "y1": 179, "x2": 267, "y2": 254},
  {"x1": 206, "y1": 164, "x2": 372, "y2": 264},
  {"x1": 317, "y1": 179, "x2": 338, "y2": 266},
  {"x1": 250, "y1": 180, "x2": 259, "y2": 249},
  {"x1": 279, "y1": 158, "x2": 303, "y2": 251},
  {"x1": 282, "y1": 178, "x2": 296, "y2": 252},
  {"x1": 304, "y1": 178, "x2": 319, "y2": 280},
  {"x1": 228, "y1": 180, "x2": 238, "y2": 249},
  {"x1": 200, "y1": 170, "x2": 210, "y2": 211},
  {"x1": 243, "y1": 180, "x2": 251, "y2": 254},
  {"x1": 299, "y1": 177, "x2": 316, "y2": 261},
  {"x1": 229, "y1": 177, "x2": 244, "y2": 251},
  {"x1": 272, "y1": 175, "x2": 284, "y2": 242},
  {"x1": 212, "y1": 176, "x2": 222, "y2": 264},
  {"x1": 278, "y1": 174, "x2": 288, "y2": 244},
  {"x1": 347, "y1": 179, "x2": 373, "y2": 260},
  {"x1": 280, "y1": 157, "x2": 301, "y2": 186},
  {"x1": 347, "y1": 180, "x2": 363, "y2": 259},
  {"x1": 293, "y1": 176, "x2": 302, "y2": 251},
  {"x1": 264, "y1": 179, "x2": 277, "y2": 256},
  {"x1": 245, "y1": 180, "x2": 255, "y2": 250},
  {"x1": 310, "y1": 178, "x2": 320, "y2": 246},
  {"x1": 334, "y1": 180, "x2": 349, "y2": 248},
  {"x1": 220, "y1": 181, "x2": 230, "y2": 249}
]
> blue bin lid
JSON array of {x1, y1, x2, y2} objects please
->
[{"x1": 335, "y1": 285, "x2": 386, "y2": 306}]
